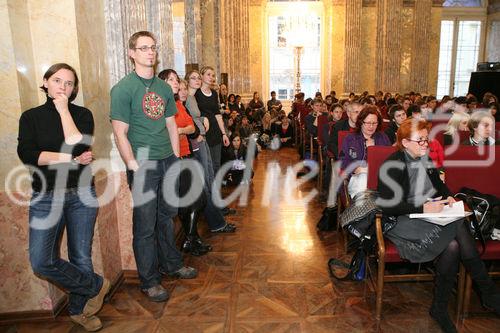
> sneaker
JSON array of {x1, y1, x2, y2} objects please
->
[
  {"x1": 83, "y1": 278, "x2": 111, "y2": 317},
  {"x1": 168, "y1": 266, "x2": 198, "y2": 279},
  {"x1": 221, "y1": 207, "x2": 237, "y2": 216},
  {"x1": 141, "y1": 284, "x2": 169, "y2": 302},
  {"x1": 70, "y1": 314, "x2": 102, "y2": 331},
  {"x1": 211, "y1": 223, "x2": 236, "y2": 233}
]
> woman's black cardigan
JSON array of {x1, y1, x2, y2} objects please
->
[{"x1": 376, "y1": 150, "x2": 452, "y2": 217}]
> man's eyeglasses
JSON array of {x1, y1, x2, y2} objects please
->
[
  {"x1": 407, "y1": 138, "x2": 429, "y2": 146},
  {"x1": 135, "y1": 45, "x2": 158, "y2": 52}
]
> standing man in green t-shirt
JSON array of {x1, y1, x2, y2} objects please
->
[{"x1": 110, "y1": 31, "x2": 197, "y2": 302}]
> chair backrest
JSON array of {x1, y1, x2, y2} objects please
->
[
  {"x1": 366, "y1": 146, "x2": 398, "y2": 190},
  {"x1": 380, "y1": 121, "x2": 390, "y2": 132},
  {"x1": 445, "y1": 146, "x2": 500, "y2": 197},
  {"x1": 338, "y1": 130, "x2": 350, "y2": 156},
  {"x1": 317, "y1": 114, "x2": 329, "y2": 145}
]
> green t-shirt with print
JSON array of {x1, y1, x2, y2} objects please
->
[{"x1": 110, "y1": 72, "x2": 177, "y2": 160}]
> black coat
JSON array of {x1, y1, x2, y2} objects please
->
[{"x1": 376, "y1": 150, "x2": 451, "y2": 217}]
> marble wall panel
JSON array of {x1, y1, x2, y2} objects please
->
[
  {"x1": 400, "y1": 7, "x2": 414, "y2": 93},
  {"x1": 359, "y1": 6, "x2": 377, "y2": 93},
  {"x1": 248, "y1": 2, "x2": 263, "y2": 96},
  {"x1": 0, "y1": 191, "x2": 51, "y2": 313},
  {"x1": 428, "y1": 7, "x2": 443, "y2": 95},
  {"x1": 486, "y1": 20, "x2": 500, "y2": 62},
  {"x1": 330, "y1": 5, "x2": 346, "y2": 95},
  {"x1": 74, "y1": 0, "x2": 113, "y2": 164},
  {"x1": 0, "y1": 1, "x2": 27, "y2": 192},
  {"x1": 116, "y1": 172, "x2": 135, "y2": 270}
]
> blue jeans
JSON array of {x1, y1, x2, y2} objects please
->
[
  {"x1": 193, "y1": 142, "x2": 226, "y2": 230},
  {"x1": 126, "y1": 155, "x2": 183, "y2": 289},
  {"x1": 208, "y1": 143, "x2": 222, "y2": 176},
  {"x1": 29, "y1": 187, "x2": 103, "y2": 315}
]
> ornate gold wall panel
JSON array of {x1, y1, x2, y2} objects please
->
[
  {"x1": 220, "y1": 0, "x2": 250, "y2": 93},
  {"x1": 343, "y1": 0, "x2": 363, "y2": 93},
  {"x1": 409, "y1": 0, "x2": 432, "y2": 93}
]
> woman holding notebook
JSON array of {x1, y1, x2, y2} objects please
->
[{"x1": 376, "y1": 118, "x2": 500, "y2": 333}]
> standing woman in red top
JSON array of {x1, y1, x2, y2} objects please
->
[{"x1": 159, "y1": 69, "x2": 209, "y2": 256}]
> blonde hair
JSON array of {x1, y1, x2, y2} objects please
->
[
  {"x1": 179, "y1": 79, "x2": 188, "y2": 89},
  {"x1": 445, "y1": 111, "x2": 470, "y2": 136},
  {"x1": 184, "y1": 69, "x2": 200, "y2": 81},
  {"x1": 200, "y1": 66, "x2": 215, "y2": 76}
]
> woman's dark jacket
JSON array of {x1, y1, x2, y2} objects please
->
[{"x1": 376, "y1": 150, "x2": 451, "y2": 217}]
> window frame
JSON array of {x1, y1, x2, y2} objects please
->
[{"x1": 437, "y1": 4, "x2": 488, "y2": 97}]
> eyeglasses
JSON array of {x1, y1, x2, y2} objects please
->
[
  {"x1": 407, "y1": 138, "x2": 429, "y2": 146},
  {"x1": 134, "y1": 45, "x2": 158, "y2": 52},
  {"x1": 363, "y1": 121, "x2": 378, "y2": 127},
  {"x1": 51, "y1": 78, "x2": 74, "y2": 88},
  {"x1": 189, "y1": 76, "x2": 201, "y2": 80}
]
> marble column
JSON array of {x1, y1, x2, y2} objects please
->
[
  {"x1": 219, "y1": 0, "x2": 250, "y2": 93},
  {"x1": 374, "y1": 0, "x2": 403, "y2": 92},
  {"x1": 184, "y1": 0, "x2": 203, "y2": 65},
  {"x1": 343, "y1": 0, "x2": 362, "y2": 93},
  {"x1": 201, "y1": 0, "x2": 220, "y2": 74},
  {"x1": 147, "y1": 0, "x2": 174, "y2": 70},
  {"x1": 410, "y1": 0, "x2": 432, "y2": 93}
]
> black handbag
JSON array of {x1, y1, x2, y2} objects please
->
[{"x1": 339, "y1": 191, "x2": 380, "y2": 239}]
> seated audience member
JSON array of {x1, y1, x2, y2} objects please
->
[
  {"x1": 402, "y1": 97, "x2": 412, "y2": 114},
  {"x1": 482, "y1": 92, "x2": 498, "y2": 108},
  {"x1": 238, "y1": 115, "x2": 253, "y2": 139},
  {"x1": 327, "y1": 101, "x2": 362, "y2": 158},
  {"x1": 406, "y1": 104, "x2": 422, "y2": 119},
  {"x1": 339, "y1": 105, "x2": 391, "y2": 198},
  {"x1": 267, "y1": 91, "x2": 282, "y2": 119},
  {"x1": 222, "y1": 134, "x2": 255, "y2": 186},
  {"x1": 463, "y1": 111, "x2": 498, "y2": 146},
  {"x1": 467, "y1": 95, "x2": 478, "y2": 111},
  {"x1": 443, "y1": 111, "x2": 470, "y2": 146},
  {"x1": 248, "y1": 91, "x2": 265, "y2": 121},
  {"x1": 228, "y1": 93, "x2": 238, "y2": 112},
  {"x1": 305, "y1": 98, "x2": 323, "y2": 137},
  {"x1": 376, "y1": 118, "x2": 500, "y2": 333},
  {"x1": 235, "y1": 95, "x2": 245, "y2": 114},
  {"x1": 426, "y1": 95, "x2": 438, "y2": 113},
  {"x1": 321, "y1": 103, "x2": 344, "y2": 143},
  {"x1": 385, "y1": 104, "x2": 407, "y2": 144},
  {"x1": 489, "y1": 102, "x2": 500, "y2": 122},
  {"x1": 261, "y1": 112, "x2": 272, "y2": 135},
  {"x1": 324, "y1": 94, "x2": 333, "y2": 110},
  {"x1": 454, "y1": 96, "x2": 469, "y2": 114},
  {"x1": 275, "y1": 116, "x2": 294, "y2": 147},
  {"x1": 330, "y1": 90, "x2": 339, "y2": 103},
  {"x1": 227, "y1": 110, "x2": 240, "y2": 137}
]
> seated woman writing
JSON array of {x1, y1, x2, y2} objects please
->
[{"x1": 376, "y1": 118, "x2": 500, "y2": 333}]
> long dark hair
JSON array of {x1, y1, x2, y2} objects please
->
[
  {"x1": 40, "y1": 63, "x2": 79, "y2": 102},
  {"x1": 158, "y1": 69, "x2": 180, "y2": 100}
]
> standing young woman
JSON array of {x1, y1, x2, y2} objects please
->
[
  {"x1": 195, "y1": 66, "x2": 230, "y2": 176},
  {"x1": 17, "y1": 63, "x2": 109, "y2": 331},
  {"x1": 185, "y1": 69, "x2": 236, "y2": 233},
  {"x1": 159, "y1": 69, "x2": 214, "y2": 254}
]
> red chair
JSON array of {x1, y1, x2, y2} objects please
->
[
  {"x1": 366, "y1": 146, "x2": 465, "y2": 322},
  {"x1": 316, "y1": 115, "x2": 329, "y2": 189},
  {"x1": 444, "y1": 146, "x2": 500, "y2": 319}
]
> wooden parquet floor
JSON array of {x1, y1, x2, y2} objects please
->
[{"x1": 2, "y1": 148, "x2": 499, "y2": 333}]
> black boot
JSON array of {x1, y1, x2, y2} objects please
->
[
  {"x1": 189, "y1": 210, "x2": 212, "y2": 252},
  {"x1": 182, "y1": 211, "x2": 209, "y2": 256},
  {"x1": 429, "y1": 274, "x2": 458, "y2": 333},
  {"x1": 463, "y1": 257, "x2": 500, "y2": 315}
]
